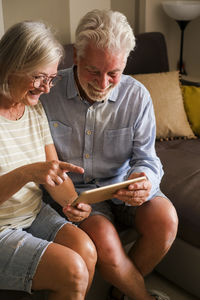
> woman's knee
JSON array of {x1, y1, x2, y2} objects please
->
[
  {"x1": 33, "y1": 243, "x2": 89, "y2": 294},
  {"x1": 51, "y1": 255, "x2": 89, "y2": 298},
  {"x1": 82, "y1": 235, "x2": 97, "y2": 266},
  {"x1": 62, "y1": 254, "x2": 89, "y2": 292},
  {"x1": 56, "y1": 223, "x2": 97, "y2": 266}
]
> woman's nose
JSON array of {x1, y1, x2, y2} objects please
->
[{"x1": 39, "y1": 82, "x2": 51, "y2": 93}]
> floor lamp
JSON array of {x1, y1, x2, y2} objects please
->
[{"x1": 162, "y1": 1, "x2": 200, "y2": 75}]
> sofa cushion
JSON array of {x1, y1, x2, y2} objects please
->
[
  {"x1": 156, "y1": 139, "x2": 200, "y2": 247},
  {"x1": 132, "y1": 71, "x2": 196, "y2": 140},
  {"x1": 182, "y1": 85, "x2": 200, "y2": 137}
]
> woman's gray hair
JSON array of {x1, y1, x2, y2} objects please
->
[
  {"x1": 0, "y1": 21, "x2": 64, "y2": 97},
  {"x1": 75, "y1": 9, "x2": 135, "y2": 60}
]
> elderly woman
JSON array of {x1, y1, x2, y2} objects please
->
[{"x1": 0, "y1": 21, "x2": 96, "y2": 300}]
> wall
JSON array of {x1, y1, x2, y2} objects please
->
[
  {"x1": 1, "y1": 0, "x2": 200, "y2": 81},
  {"x1": 0, "y1": 0, "x2": 3, "y2": 37},
  {"x1": 2, "y1": 0, "x2": 71, "y2": 44},
  {"x1": 111, "y1": 0, "x2": 136, "y2": 31},
  {"x1": 69, "y1": 0, "x2": 110, "y2": 42},
  {"x1": 139, "y1": 0, "x2": 200, "y2": 81}
]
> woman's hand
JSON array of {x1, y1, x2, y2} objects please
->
[
  {"x1": 27, "y1": 160, "x2": 84, "y2": 187},
  {"x1": 113, "y1": 172, "x2": 151, "y2": 206},
  {"x1": 62, "y1": 203, "x2": 92, "y2": 223}
]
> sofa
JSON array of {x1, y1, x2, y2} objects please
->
[{"x1": 1, "y1": 31, "x2": 200, "y2": 299}]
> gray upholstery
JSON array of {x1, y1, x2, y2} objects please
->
[{"x1": 156, "y1": 139, "x2": 200, "y2": 248}]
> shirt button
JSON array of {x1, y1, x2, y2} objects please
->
[
  {"x1": 85, "y1": 153, "x2": 90, "y2": 159},
  {"x1": 53, "y1": 122, "x2": 58, "y2": 128},
  {"x1": 87, "y1": 130, "x2": 92, "y2": 135}
]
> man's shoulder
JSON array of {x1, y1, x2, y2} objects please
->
[
  {"x1": 113, "y1": 74, "x2": 150, "y2": 99},
  {"x1": 120, "y1": 74, "x2": 148, "y2": 90},
  {"x1": 57, "y1": 67, "x2": 72, "y2": 77}
]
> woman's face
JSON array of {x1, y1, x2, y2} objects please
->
[{"x1": 9, "y1": 61, "x2": 59, "y2": 106}]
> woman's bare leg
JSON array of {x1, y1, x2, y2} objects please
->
[
  {"x1": 32, "y1": 241, "x2": 88, "y2": 300},
  {"x1": 54, "y1": 223, "x2": 97, "y2": 291}
]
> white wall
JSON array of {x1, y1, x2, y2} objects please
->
[
  {"x1": 111, "y1": 0, "x2": 136, "y2": 31},
  {"x1": 2, "y1": 0, "x2": 71, "y2": 44},
  {"x1": 0, "y1": 0, "x2": 4, "y2": 37},
  {"x1": 69, "y1": 0, "x2": 110, "y2": 42}
]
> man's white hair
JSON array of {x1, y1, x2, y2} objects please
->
[{"x1": 75, "y1": 9, "x2": 136, "y2": 60}]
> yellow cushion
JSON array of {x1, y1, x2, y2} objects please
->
[
  {"x1": 182, "y1": 85, "x2": 200, "y2": 137},
  {"x1": 131, "y1": 71, "x2": 196, "y2": 140}
]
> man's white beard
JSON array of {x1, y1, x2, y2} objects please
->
[{"x1": 83, "y1": 82, "x2": 114, "y2": 102}]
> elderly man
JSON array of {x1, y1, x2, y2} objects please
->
[{"x1": 41, "y1": 9, "x2": 178, "y2": 300}]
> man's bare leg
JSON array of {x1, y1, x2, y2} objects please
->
[
  {"x1": 80, "y1": 197, "x2": 178, "y2": 299},
  {"x1": 80, "y1": 216, "x2": 153, "y2": 300},
  {"x1": 129, "y1": 196, "x2": 178, "y2": 276}
]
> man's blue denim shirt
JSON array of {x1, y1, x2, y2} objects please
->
[{"x1": 41, "y1": 68, "x2": 164, "y2": 203}]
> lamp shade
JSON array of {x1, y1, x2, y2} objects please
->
[{"x1": 162, "y1": 1, "x2": 200, "y2": 21}]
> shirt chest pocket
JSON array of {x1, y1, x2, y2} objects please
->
[
  {"x1": 49, "y1": 121, "x2": 72, "y2": 159},
  {"x1": 103, "y1": 127, "x2": 133, "y2": 162}
]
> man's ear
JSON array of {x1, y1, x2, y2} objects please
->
[{"x1": 73, "y1": 46, "x2": 77, "y2": 65}]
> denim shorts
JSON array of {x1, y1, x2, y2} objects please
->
[
  {"x1": 90, "y1": 190, "x2": 168, "y2": 227},
  {"x1": 0, "y1": 202, "x2": 70, "y2": 293}
]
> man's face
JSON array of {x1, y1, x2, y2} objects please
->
[{"x1": 74, "y1": 43, "x2": 126, "y2": 103}]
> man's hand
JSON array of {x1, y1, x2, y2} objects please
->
[
  {"x1": 62, "y1": 203, "x2": 92, "y2": 222},
  {"x1": 113, "y1": 172, "x2": 151, "y2": 206}
]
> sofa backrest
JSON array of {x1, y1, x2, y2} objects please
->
[
  {"x1": 124, "y1": 32, "x2": 169, "y2": 75},
  {"x1": 58, "y1": 31, "x2": 169, "y2": 75}
]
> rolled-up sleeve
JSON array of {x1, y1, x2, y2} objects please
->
[{"x1": 125, "y1": 92, "x2": 163, "y2": 199}]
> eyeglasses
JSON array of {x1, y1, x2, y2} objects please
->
[{"x1": 32, "y1": 74, "x2": 62, "y2": 89}]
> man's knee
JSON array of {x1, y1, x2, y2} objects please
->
[
  {"x1": 81, "y1": 215, "x2": 125, "y2": 267},
  {"x1": 135, "y1": 196, "x2": 178, "y2": 241}
]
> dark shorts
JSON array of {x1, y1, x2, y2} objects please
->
[{"x1": 90, "y1": 190, "x2": 168, "y2": 227}]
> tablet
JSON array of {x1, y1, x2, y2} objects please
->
[{"x1": 72, "y1": 176, "x2": 146, "y2": 206}]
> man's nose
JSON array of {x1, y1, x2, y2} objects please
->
[{"x1": 98, "y1": 74, "x2": 110, "y2": 89}]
